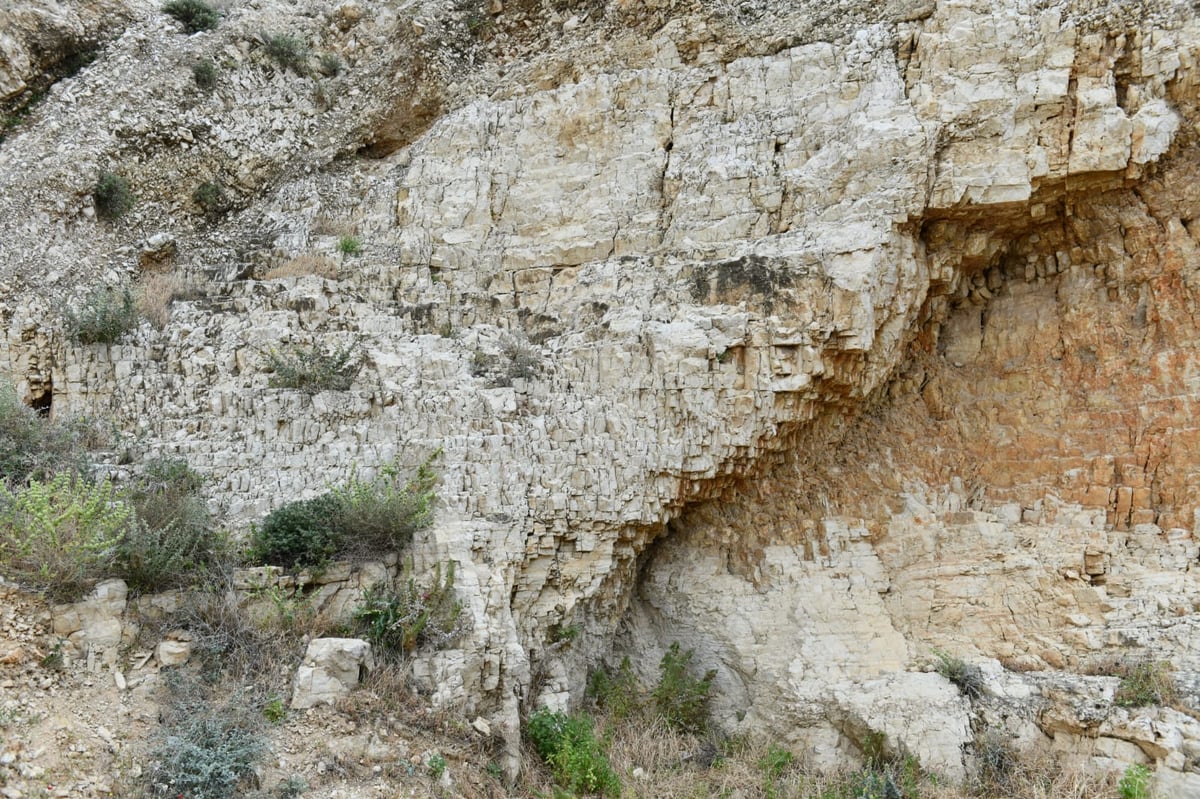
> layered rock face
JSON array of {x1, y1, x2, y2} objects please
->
[{"x1": 2, "y1": 0, "x2": 1200, "y2": 784}]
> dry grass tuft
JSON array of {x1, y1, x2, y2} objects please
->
[
  {"x1": 137, "y1": 271, "x2": 200, "y2": 330},
  {"x1": 261, "y1": 254, "x2": 339, "y2": 280}
]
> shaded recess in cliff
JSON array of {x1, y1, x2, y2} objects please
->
[{"x1": 612, "y1": 142, "x2": 1200, "y2": 748}]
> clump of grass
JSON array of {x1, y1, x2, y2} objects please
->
[
  {"x1": 65, "y1": 286, "x2": 140, "y2": 344},
  {"x1": 261, "y1": 254, "x2": 338, "y2": 280},
  {"x1": 265, "y1": 339, "x2": 362, "y2": 393},
  {"x1": 470, "y1": 334, "x2": 543, "y2": 387},
  {"x1": 163, "y1": 0, "x2": 220, "y2": 33},
  {"x1": 137, "y1": 271, "x2": 193, "y2": 330},
  {"x1": 317, "y1": 53, "x2": 343, "y2": 77},
  {"x1": 93, "y1": 171, "x2": 134, "y2": 219},
  {"x1": 263, "y1": 34, "x2": 309, "y2": 74},
  {"x1": 934, "y1": 649, "x2": 985, "y2": 700},
  {"x1": 337, "y1": 235, "x2": 361, "y2": 255},
  {"x1": 192, "y1": 59, "x2": 218, "y2": 90}
]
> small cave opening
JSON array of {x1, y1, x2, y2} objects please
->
[{"x1": 29, "y1": 382, "x2": 52, "y2": 417}]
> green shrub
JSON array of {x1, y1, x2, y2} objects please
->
[
  {"x1": 317, "y1": 53, "x2": 343, "y2": 77},
  {"x1": 163, "y1": 0, "x2": 219, "y2": 33},
  {"x1": 759, "y1": 745, "x2": 794, "y2": 799},
  {"x1": 147, "y1": 671, "x2": 265, "y2": 799},
  {"x1": 93, "y1": 171, "x2": 134, "y2": 219},
  {"x1": 0, "y1": 382, "x2": 91, "y2": 484},
  {"x1": 250, "y1": 493, "x2": 343, "y2": 569},
  {"x1": 587, "y1": 656, "x2": 641, "y2": 720},
  {"x1": 337, "y1": 235, "x2": 361, "y2": 255},
  {"x1": 934, "y1": 649, "x2": 984, "y2": 700},
  {"x1": 275, "y1": 775, "x2": 307, "y2": 798},
  {"x1": 525, "y1": 708, "x2": 620, "y2": 798},
  {"x1": 263, "y1": 34, "x2": 309, "y2": 74},
  {"x1": 250, "y1": 453, "x2": 440, "y2": 569},
  {"x1": 1115, "y1": 661, "x2": 1176, "y2": 707},
  {"x1": 266, "y1": 340, "x2": 363, "y2": 393},
  {"x1": 192, "y1": 180, "x2": 228, "y2": 215},
  {"x1": 192, "y1": 59, "x2": 218, "y2": 90},
  {"x1": 1119, "y1": 763, "x2": 1152, "y2": 799},
  {"x1": 331, "y1": 452, "x2": 438, "y2": 555},
  {"x1": 653, "y1": 642, "x2": 716, "y2": 734},
  {"x1": 427, "y1": 752, "x2": 447, "y2": 779},
  {"x1": 65, "y1": 286, "x2": 140, "y2": 344},
  {"x1": 354, "y1": 560, "x2": 464, "y2": 658},
  {"x1": 262, "y1": 696, "x2": 286, "y2": 724},
  {"x1": 113, "y1": 457, "x2": 220, "y2": 593},
  {"x1": 0, "y1": 474, "x2": 130, "y2": 600}
]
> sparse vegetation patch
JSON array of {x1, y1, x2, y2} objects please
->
[
  {"x1": 93, "y1": 171, "x2": 134, "y2": 219},
  {"x1": 266, "y1": 339, "x2": 363, "y2": 393},
  {"x1": 354, "y1": 559, "x2": 465, "y2": 658},
  {"x1": 163, "y1": 0, "x2": 220, "y2": 33},
  {"x1": 263, "y1": 34, "x2": 310, "y2": 74},
  {"x1": 65, "y1": 286, "x2": 140, "y2": 344}
]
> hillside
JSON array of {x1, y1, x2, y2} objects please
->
[{"x1": 3, "y1": 0, "x2": 1200, "y2": 796}]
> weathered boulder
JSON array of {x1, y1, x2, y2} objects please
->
[{"x1": 291, "y1": 638, "x2": 375, "y2": 709}]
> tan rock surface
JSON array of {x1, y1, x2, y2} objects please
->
[{"x1": 2, "y1": 0, "x2": 1200, "y2": 785}]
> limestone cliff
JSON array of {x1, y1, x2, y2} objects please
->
[{"x1": 2, "y1": 0, "x2": 1200, "y2": 787}]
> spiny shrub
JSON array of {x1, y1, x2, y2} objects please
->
[
  {"x1": 163, "y1": 0, "x2": 219, "y2": 33},
  {"x1": 263, "y1": 34, "x2": 309, "y2": 74},
  {"x1": 250, "y1": 493, "x2": 343, "y2": 570},
  {"x1": 147, "y1": 670, "x2": 265, "y2": 799},
  {"x1": 192, "y1": 59, "x2": 218, "y2": 90},
  {"x1": 266, "y1": 339, "x2": 362, "y2": 393},
  {"x1": 93, "y1": 171, "x2": 134, "y2": 219},
  {"x1": 0, "y1": 382, "x2": 91, "y2": 483},
  {"x1": 354, "y1": 560, "x2": 464, "y2": 658},
  {"x1": 65, "y1": 286, "x2": 140, "y2": 345},
  {"x1": 337, "y1": 235, "x2": 361, "y2": 255},
  {"x1": 0, "y1": 474, "x2": 130, "y2": 600},
  {"x1": 934, "y1": 649, "x2": 985, "y2": 700},
  {"x1": 114, "y1": 457, "x2": 220, "y2": 593},
  {"x1": 653, "y1": 642, "x2": 717, "y2": 734},
  {"x1": 526, "y1": 708, "x2": 620, "y2": 798}
]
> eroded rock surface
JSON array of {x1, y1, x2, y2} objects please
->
[{"x1": 2, "y1": 0, "x2": 1200, "y2": 785}]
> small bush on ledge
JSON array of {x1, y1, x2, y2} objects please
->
[
  {"x1": 265, "y1": 339, "x2": 362, "y2": 393},
  {"x1": 163, "y1": 0, "x2": 220, "y2": 33},
  {"x1": 65, "y1": 286, "x2": 140, "y2": 345},
  {"x1": 263, "y1": 34, "x2": 310, "y2": 74},
  {"x1": 250, "y1": 451, "x2": 440, "y2": 569},
  {"x1": 93, "y1": 171, "x2": 134, "y2": 219}
]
